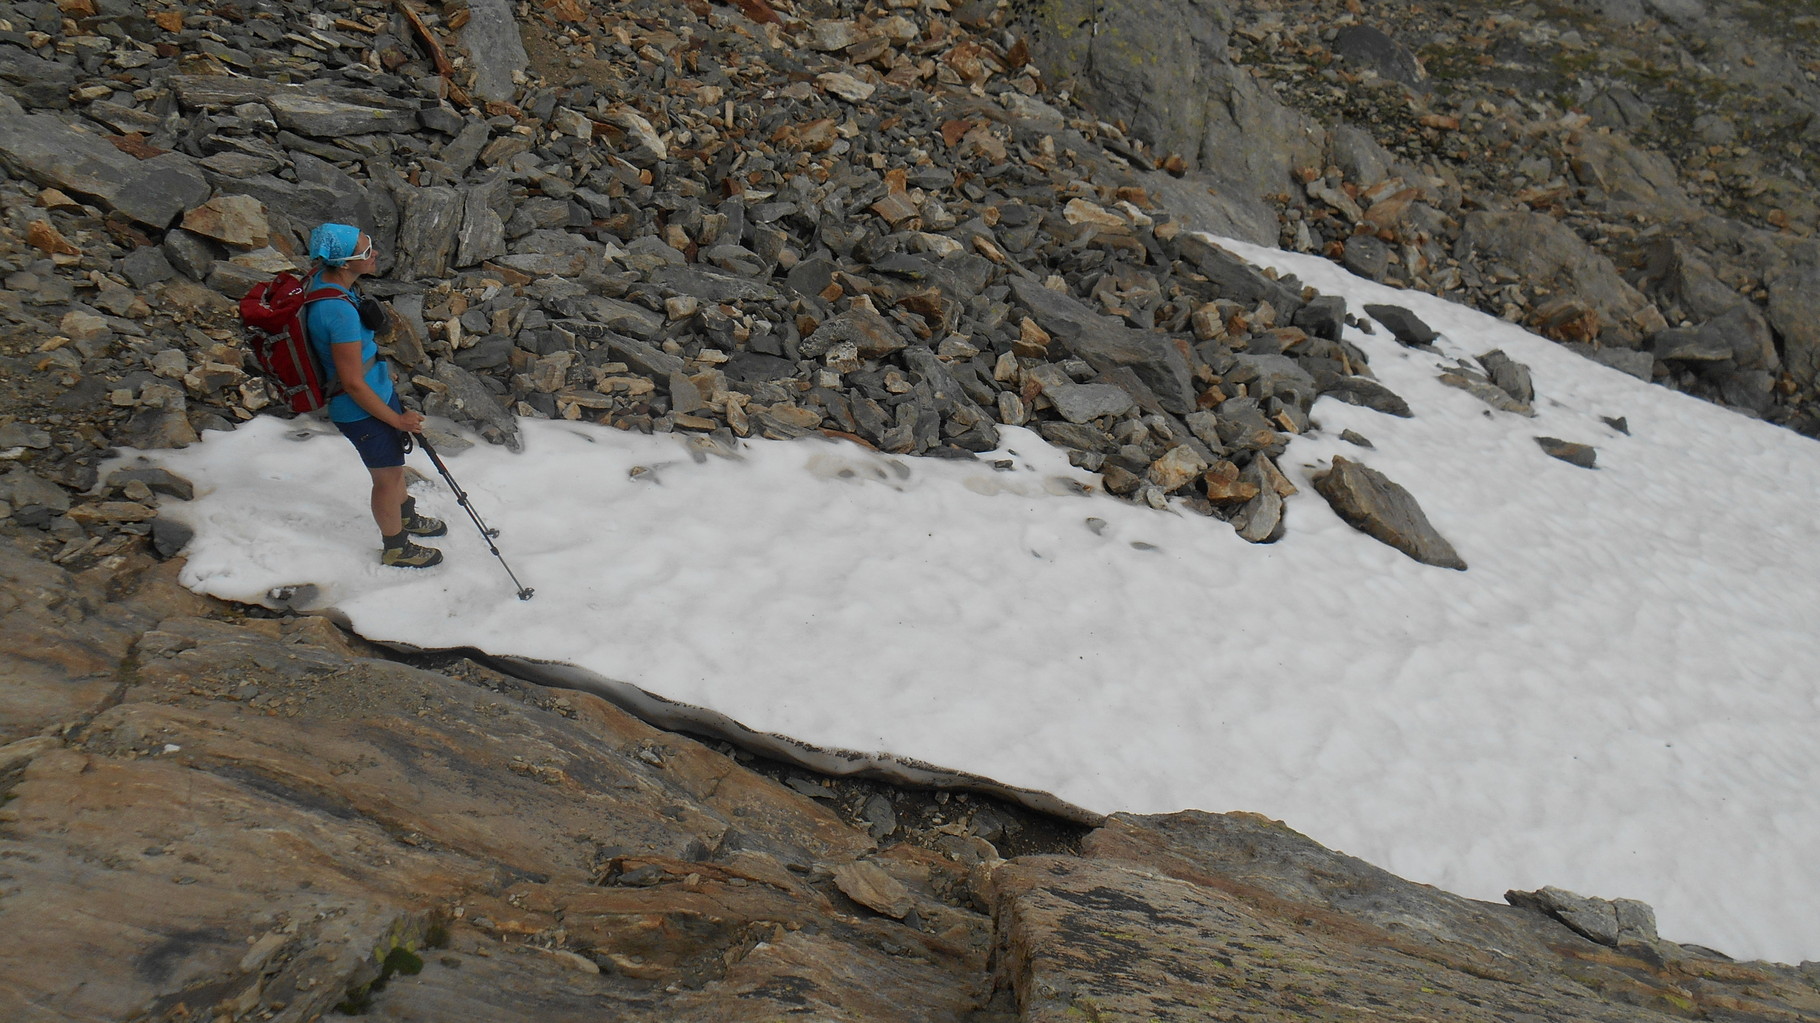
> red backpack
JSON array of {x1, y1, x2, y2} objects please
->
[{"x1": 239, "y1": 271, "x2": 355, "y2": 414}]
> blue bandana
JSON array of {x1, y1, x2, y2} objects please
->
[{"x1": 308, "y1": 222, "x2": 362, "y2": 266}]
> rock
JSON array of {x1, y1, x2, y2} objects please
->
[
  {"x1": 1045, "y1": 382, "x2": 1137, "y2": 424},
  {"x1": 180, "y1": 195, "x2": 270, "y2": 249},
  {"x1": 1231, "y1": 457, "x2": 1282, "y2": 543},
  {"x1": 1331, "y1": 25, "x2": 1426, "y2": 89},
  {"x1": 0, "y1": 423, "x2": 51, "y2": 449},
  {"x1": 1341, "y1": 234, "x2": 1391, "y2": 279},
  {"x1": 150, "y1": 516, "x2": 194, "y2": 559},
  {"x1": 1439, "y1": 367, "x2": 1534, "y2": 416},
  {"x1": 426, "y1": 359, "x2": 522, "y2": 451},
  {"x1": 1176, "y1": 234, "x2": 1305, "y2": 312},
  {"x1": 118, "y1": 408, "x2": 199, "y2": 449},
  {"x1": 802, "y1": 306, "x2": 909, "y2": 360},
  {"x1": 0, "y1": 112, "x2": 210, "y2": 227},
  {"x1": 459, "y1": 0, "x2": 532, "y2": 104},
  {"x1": 1565, "y1": 344, "x2": 1655, "y2": 381},
  {"x1": 1535, "y1": 437, "x2": 1597, "y2": 468},
  {"x1": 1649, "y1": 324, "x2": 1733, "y2": 362},
  {"x1": 1454, "y1": 212, "x2": 1654, "y2": 345},
  {"x1": 833, "y1": 861, "x2": 913, "y2": 919},
  {"x1": 1321, "y1": 376, "x2": 1413, "y2": 417},
  {"x1": 0, "y1": 468, "x2": 70, "y2": 517},
  {"x1": 1312, "y1": 456, "x2": 1466, "y2": 570},
  {"x1": 1146, "y1": 444, "x2": 1208, "y2": 493},
  {"x1": 1009, "y1": 277, "x2": 1197, "y2": 415},
  {"x1": 1478, "y1": 350, "x2": 1534, "y2": 404},
  {"x1": 1361, "y1": 303, "x2": 1437, "y2": 346},
  {"x1": 1506, "y1": 887, "x2": 1658, "y2": 948},
  {"x1": 1765, "y1": 264, "x2": 1820, "y2": 384}
]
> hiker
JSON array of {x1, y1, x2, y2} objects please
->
[{"x1": 304, "y1": 222, "x2": 447, "y2": 568}]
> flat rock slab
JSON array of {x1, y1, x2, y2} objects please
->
[
  {"x1": 0, "y1": 112, "x2": 209, "y2": 227},
  {"x1": 1537, "y1": 436, "x2": 1598, "y2": 468}
]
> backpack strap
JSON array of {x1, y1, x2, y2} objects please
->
[{"x1": 300, "y1": 286, "x2": 373, "y2": 390}]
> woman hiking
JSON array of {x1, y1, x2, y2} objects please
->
[{"x1": 304, "y1": 222, "x2": 446, "y2": 568}]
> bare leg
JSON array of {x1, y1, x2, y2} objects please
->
[{"x1": 370, "y1": 465, "x2": 406, "y2": 537}]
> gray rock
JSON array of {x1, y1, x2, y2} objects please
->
[
  {"x1": 1506, "y1": 887, "x2": 1657, "y2": 948},
  {"x1": 1649, "y1": 324, "x2": 1733, "y2": 362},
  {"x1": 1312, "y1": 456, "x2": 1466, "y2": 570},
  {"x1": 118, "y1": 246, "x2": 176, "y2": 289},
  {"x1": 1566, "y1": 344, "x2": 1655, "y2": 381},
  {"x1": 117, "y1": 408, "x2": 199, "y2": 450},
  {"x1": 1228, "y1": 354, "x2": 1317, "y2": 410},
  {"x1": 105, "y1": 466, "x2": 194, "y2": 501},
  {"x1": 265, "y1": 93, "x2": 419, "y2": 137},
  {"x1": 396, "y1": 186, "x2": 463, "y2": 281},
  {"x1": 1176, "y1": 234, "x2": 1305, "y2": 313},
  {"x1": 1455, "y1": 212, "x2": 1654, "y2": 345},
  {"x1": 1231, "y1": 458, "x2": 1282, "y2": 543},
  {"x1": 1044, "y1": 382, "x2": 1137, "y2": 424},
  {"x1": 1438, "y1": 367, "x2": 1534, "y2": 416},
  {"x1": 1321, "y1": 376, "x2": 1413, "y2": 417},
  {"x1": 1765, "y1": 264, "x2": 1820, "y2": 383},
  {"x1": 0, "y1": 468, "x2": 70, "y2": 516},
  {"x1": 1340, "y1": 234, "x2": 1391, "y2": 279},
  {"x1": 558, "y1": 323, "x2": 686, "y2": 380},
  {"x1": 1361, "y1": 304, "x2": 1437, "y2": 346},
  {"x1": 150, "y1": 516, "x2": 194, "y2": 559},
  {"x1": 426, "y1": 359, "x2": 521, "y2": 451},
  {"x1": 1009, "y1": 277, "x2": 1196, "y2": 416},
  {"x1": 0, "y1": 112, "x2": 209, "y2": 228},
  {"x1": 801, "y1": 307, "x2": 909, "y2": 360},
  {"x1": 456, "y1": 185, "x2": 508, "y2": 269},
  {"x1": 649, "y1": 266, "x2": 781, "y2": 304},
  {"x1": 1478, "y1": 350, "x2": 1535, "y2": 404},
  {"x1": 0, "y1": 422, "x2": 51, "y2": 449},
  {"x1": 457, "y1": 0, "x2": 530, "y2": 102},
  {"x1": 0, "y1": 47, "x2": 76, "y2": 110},
  {"x1": 1292, "y1": 294, "x2": 1346, "y2": 341},
  {"x1": 1331, "y1": 25, "x2": 1425, "y2": 89}
]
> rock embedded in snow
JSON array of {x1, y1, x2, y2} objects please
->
[
  {"x1": 1535, "y1": 436, "x2": 1598, "y2": 468},
  {"x1": 1363, "y1": 304, "x2": 1440, "y2": 347},
  {"x1": 1312, "y1": 456, "x2": 1466, "y2": 570}
]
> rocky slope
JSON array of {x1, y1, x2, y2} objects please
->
[
  {"x1": 1015, "y1": 0, "x2": 1820, "y2": 432},
  {"x1": 4, "y1": 0, "x2": 1820, "y2": 1017}
]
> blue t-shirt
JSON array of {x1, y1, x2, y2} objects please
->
[{"x1": 303, "y1": 278, "x2": 393, "y2": 423}]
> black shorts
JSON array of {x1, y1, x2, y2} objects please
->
[{"x1": 335, "y1": 393, "x2": 406, "y2": 469}]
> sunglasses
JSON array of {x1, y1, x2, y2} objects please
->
[{"x1": 344, "y1": 241, "x2": 374, "y2": 263}]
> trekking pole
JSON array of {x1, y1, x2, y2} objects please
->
[{"x1": 412, "y1": 433, "x2": 535, "y2": 600}]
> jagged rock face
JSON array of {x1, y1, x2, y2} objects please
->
[{"x1": 6, "y1": 535, "x2": 1820, "y2": 1021}]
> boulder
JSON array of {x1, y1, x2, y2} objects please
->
[
  {"x1": 1312, "y1": 456, "x2": 1466, "y2": 569},
  {"x1": 1362, "y1": 303, "x2": 1437, "y2": 346},
  {"x1": 1009, "y1": 277, "x2": 1197, "y2": 415}
]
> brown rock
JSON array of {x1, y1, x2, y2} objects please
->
[{"x1": 180, "y1": 195, "x2": 270, "y2": 249}]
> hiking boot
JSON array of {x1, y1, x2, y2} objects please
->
[
  {"x1": 400, "y1": 497, "x2": 447, "y2": 537},
  {"x1": 380, "y1": 536, "x2": 443, "y2": 568}
]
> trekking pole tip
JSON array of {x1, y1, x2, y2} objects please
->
[{"x1": 517, "y1": 588, "x2": 535, "y2": 601}]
